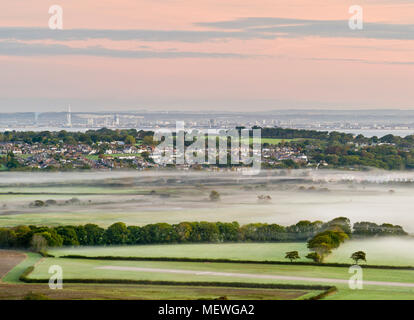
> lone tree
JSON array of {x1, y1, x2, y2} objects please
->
[
  {"x1": 285, "y1": 251, "x2": 300, "y2": 262},
  {"x1": 351, "y1": 251, "x2": 366, "y2": 265},
  {"x1": 209, "y1": 190, "x2": 220, "y2": 202}
]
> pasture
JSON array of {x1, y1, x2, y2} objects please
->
[
  {"x1": 27, "y1": 257, "x2": 414, "y2": 300},
  {"x1": 1, "y1": 175, "x2": 414, "y2": 233},
  {"x1": 49, "y1": 238, "x2": 414, "y2": 267}
]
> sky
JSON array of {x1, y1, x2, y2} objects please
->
[{"x1": 0, "y1": 0, "x2": 414, "y2": 112}]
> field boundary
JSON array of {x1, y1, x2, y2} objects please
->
[
  {"x1": 58, "y1": 254, "x2": 414, "y2": 270},
  {"x1": 19, "y1": 265, "x2": 336, "y2": 300}
]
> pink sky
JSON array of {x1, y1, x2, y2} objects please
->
[{"x1": 0, "y1": 0, "x2": 413, "y2": 112}]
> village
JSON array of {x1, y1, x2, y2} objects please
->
[{"x1": 0, "y1": 139, "x2": 308, "y2": 170}]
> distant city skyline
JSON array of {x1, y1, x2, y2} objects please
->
[{"x1": 1, "y1": 0, "x2": 414, "y2": 112}]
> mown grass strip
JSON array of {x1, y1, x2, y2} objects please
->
[{"x1": 59, "y1": 255, "x2": 414, "y2": 270}]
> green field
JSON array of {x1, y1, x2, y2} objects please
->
[
  {"x1": 240, "y1": 137, "x2": 299, "y2": 145},
  {"x1": 49, "y1": 238, "x2": 414, "y2": 267},
  {"x1": 27, "y1": 257, "x2": 414, "y2": 300},
  {"x1": 257, "y1": 138, "x2": 300, "y2": 144},
  {"x1": 0, "y1": 252, "x2": 316, "y2": 300}
]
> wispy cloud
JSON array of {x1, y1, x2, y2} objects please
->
[
  {"x1": 1, "y1": 17, "x2": 414, "y2": 44},
  {"x1": 307, "y1": 57, "x2": 414, "y2": 65},
  {"x1": 197, "y1": 17, "x2": 414, "y2": 41},
  {"x1": 0, "y1": 27, "x2": 273, "y2": 43},
  {"x1": 0, "y1": 40, "x2": 254, "y2": 58}
]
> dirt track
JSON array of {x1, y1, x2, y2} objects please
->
[
  {"x1": 97, "y1": 265, "x2": 414, "y2": 288},
  {"x1": 0, "y1": 250, "x2": 25, "y2": 280}
]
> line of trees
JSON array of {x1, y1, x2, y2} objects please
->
[
  {"x1": 0, "y1": 128, "x2": 154, "y2": 146},
  {"x1": 3, "y1": 127, "x2": 414, "y2": 149},
  {"x1": 0, "y1": 217, "x2": 407, "y2": 251},
  {"x1": 303, "y1": 217, "x2": 408, "y2": 263},
  {"x1": 304, "y1": 217, "x2": 351, "y2": 263}
]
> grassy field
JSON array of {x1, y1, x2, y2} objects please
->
[
  {"x1": 27, "y1": 258, "x2": 414, "y2": 299},
  {"x1": 256, "y1": 138, "x2": 299, "y2": 145},
  {"x1": 1, "y1": 178, "x2": 414, "y2": 235},
  {"x1": 49, "y1": 238, "x2": 414, "y2": 267},
  {"x1": 0, "y1": 251, "x2": 317, "y2": 300}
]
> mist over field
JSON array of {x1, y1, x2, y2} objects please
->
[{"x1": 0, "y1": 169, "x2": 413, "y2": 233}]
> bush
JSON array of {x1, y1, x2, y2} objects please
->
[
  {"x1": 30, "y1": 200, "x2": 45, "y2": 208},
  {"x1": 209, "y1": 190, "x2": 220, "y2": 201}
]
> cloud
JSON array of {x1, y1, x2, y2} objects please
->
[
  {"x1": 307, "y1": 57, "x2": 414, "y2": 65},
  {"x1": 1, "y1": 17, "x2": 414, "y2": 44},
  {"x1": 196, "y1": 17, "x2": 414, "y2": 41},
  {"x1": 0, "y1": 27, "x2": 273, "y2": 43},
  {"x1": 0, "y1": 41, "x2": 254, "y2": 59}
]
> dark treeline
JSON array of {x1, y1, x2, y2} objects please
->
[
  {"x1": 255, "y1": 126, "x2": 414, "y2": 147},
  {"x1": 0, "y1": 218, "x2": 407, "y2": 250},
  {"x1": 0, "y1": 128, "x2": 154, "y2": 146},
  {"x1": 2, "y1": 127, "x2": 414, "y2": 147},
  {"x1": 255, "y1": 127, "x2": 331, "y2": 140}
]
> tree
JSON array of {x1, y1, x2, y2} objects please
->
[
  {"x1": 174, "y1": 222, "x2": 192, "y2": 242},
  {"x1": 83, "y1": 224, "x2": 105, "y2": 245},
  {"x1": 285, "y1": 251, "x2": 300, "y2": 262},
  {"x1": 104, "y1": 222, "x2": 129, "y2": 244},
  {"x1": 124, "y1": 135, "x2": 136, "y2": 145},
  {"x1": 55, "y1": 226, "x2": 79, "y2": 246},
  {"x1": 307, "y1": 229, "x2": 349, "y2": 262},
  {"x1": 351, "y1": 251, "x2": 366, "y2": 265},
  {"x1": 323, "y1": 217, "x2": 352, "y2": 236},
  {"x1": 143, "y1": 135, "x2": 155, "y2": 146},
  {"x1": 45, "y1": 199, "x2": 57, "y2": 206},
  {"x1": 30, "y1": 234, "x2": 48, "y2": 252},
  {"x1": 306, "y1": 252, "x2": 322, "y2": 263},
  {"x1": 3, "y1": 152, "x2": 20, "y2": 169},
  {"x1": 209, "y1": 190, "x2": 220, "y2": 201},
  {"x1": 31, "y1": 230, "x2": 63, "y2": 247},
  {"x1": 30, "y1": 200, "x2": 46, "y2": 208}
]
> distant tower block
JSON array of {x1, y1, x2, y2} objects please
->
[
  {"x1": 66, "y1": 105, "x2": 72, "y2": 127},
  {"x1": 34, "y1": 112, "x2": 40, "y2": 125},
  {"x1": 114, "y1": 114, "x2": 120, "y2": 126}
]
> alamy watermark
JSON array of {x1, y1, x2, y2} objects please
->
[
  {"x1": 152, "y1": 122, "x2": 262, "y2": 175},
  {"x1": 349, "y1": 5, "x2": 363, "y2": 30},
  {"x1": 48, "y1": 5, "x2": 63, "y2": 30},
  {"x1": 348, "y1": 265, "x2": 363, "y2": 290},
  {"x1": 48, "y1": 265, "x2": 63, "y2": 290}
]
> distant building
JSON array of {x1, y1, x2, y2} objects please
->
[
  {"x1": 114, "y1": 114, "x2": 120, "y2": 126},
  {"x1": 66, "y1": 105, "x2": 72, "y2": 127}
]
